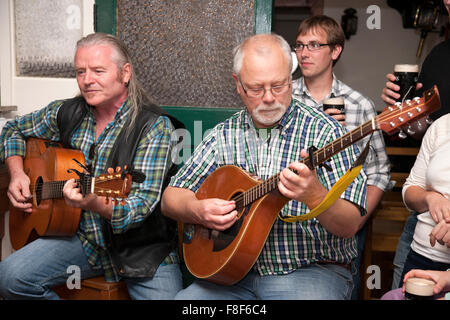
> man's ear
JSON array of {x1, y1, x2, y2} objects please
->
[
  {"x1": 331, "y1": 45, "x2": 343, "y2": 62},
  {"x1": 121, "y1": 62, "x2": 131, "y2": 85},
  {"x1": 232, "y1": 73, "x2": 241, "y2": 94}
]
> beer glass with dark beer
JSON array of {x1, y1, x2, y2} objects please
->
[
  {"x1": 404, "y1": 277, "x2": 435, "y2": 300},
  {"x1": 393, "y1": 64, "x2": 419, "y2": 102},
  {"x1": 323, "y1": 96, "x2": 345, "y2": 114}
]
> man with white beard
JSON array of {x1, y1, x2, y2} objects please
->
[{"x1": 161, "y1": 33, "x2": 367, "y2": 300}]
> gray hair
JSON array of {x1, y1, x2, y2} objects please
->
[
  {"x1": 232, "y1": 33, "x2": 293, "y2": 77},
  {"x1": 76, "y1": 33, "x2": 151, "y2": 133}
]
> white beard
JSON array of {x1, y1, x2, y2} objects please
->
[{"x1": 251, "y1": 101, "x2": 288, "y2": 127}]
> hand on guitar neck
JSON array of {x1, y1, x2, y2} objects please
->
[
  {"x1": 279, "y1": 149, "x2": 328, "y2": 210},
  {"x1": 5, "y1": 138, "x2": 132, "y2": 250},
  {"x1": 6, "y1": 149, "x2": 130, "y2": 221},
  {"x1": 6, "y1": 154, "x2": 113, "y2": 219},
  {"x1": 63, "y1": 178, "x2": 113, "y2": 220},
  {"x1": 279, "y1": 149, "x2": 361, "y2": 238},
  {"x1": 5, "y1": 155, "x2": 32, "y2": 213}
]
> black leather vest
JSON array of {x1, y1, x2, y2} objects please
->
[{"x1": 57, "y1": 96, "x2": 184, "y2": 278}]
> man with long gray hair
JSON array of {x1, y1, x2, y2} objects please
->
[{"x1": 0, "y1": 33, "x2": 183, "y2": 299}]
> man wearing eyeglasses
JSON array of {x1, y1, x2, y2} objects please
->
[
  {"x1": 162, "y1": 33, "x2": 367, "y2": 299},
  {"x1": 292, "y1": 15, "x2": 391, "y2": 299}
]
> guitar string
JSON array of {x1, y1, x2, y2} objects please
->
[
  {"x1": 29, "y1": 178, "x2": 124, "y2": 200},
  {"x1": 29, "y1": 176, "x2": 122, "y2": 192},
  {"x1": 29, "y1": 179, "x2": 86, "y2": 199},
  {"x1": 232, "y1": 98, "x2": 425, "y2": 208},
  {"x1": 29, "y1": 180, "x2": 124, "y2": 200},
  {"x1": 232, "y1": 121, "x2": 373, "y2": 207}
]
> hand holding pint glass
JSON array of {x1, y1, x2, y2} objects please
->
[
  {"x1": 381, "y1": 64, "x2": 428, "y2": 140},
  {"x1": 323, "y1": 96, "x2": 345, "y2": 125},
  {"x1": 381, "y1": 64, "x2": 423, "y2": 106}
]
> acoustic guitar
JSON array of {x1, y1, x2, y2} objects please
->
[
  {"x1": 182, "y1": 85, "x2": 441, "y2": 285},
  {"x1": 8, "y1": 138, "x2": 132, "y2": 250}
]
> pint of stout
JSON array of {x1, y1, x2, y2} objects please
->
[
  {"x1": 323, "y1": 96, "x2": 345, "y2": 114},
  {"x1": 394, "y1": 64, "x2": 419, "y2": 102},
  {"x1": 404, "y1": 277, "x2": 435, "y2": 300}
]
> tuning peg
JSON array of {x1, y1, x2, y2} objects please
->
[
  {"x1": 425, "y1": 116, "x2": 433, "y2": 125},
  {"x1": 398, "y1": 130, "x2": 407, "y2": 139},
  {"x1": 107, "y1": 167, "x2": 114, "y2": 174},
  {"x1": 406, "y1": 126, "x2": 415, "y2": 135},
  {"x1": 115, "y1": 166, "x2": 121, "y2": 173},
  {"x1": 417, "y1": 121, "x2": 423, "y2": 130}
]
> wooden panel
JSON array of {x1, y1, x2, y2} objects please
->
[
  {"x1": 375, "y1": 207, "x2": 411, "y2": 222},
  {"x1": 385, "y1": 147, "x2": 420, "y2": 156},
  {"x1": 94, "y1": 0, "x2": 117, "y2": 35},
  {"x1": 372, "y1": 234, "x2": 401, "y2": 252},
  {"x1": 390, "y1": 172, "x2": 410, "y2": 188},
  {"x1": 372, "y1": 219, "x2": 405, "y2": 252}
]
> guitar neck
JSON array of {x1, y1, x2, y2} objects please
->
[
  {"x1": 302, "y1": 119, "x2": 376, "y2": 169},
  {"x1": 236, "y1": 119, "x2": 376, "y2": 209},
  {"x1": 41, "y1": 177, "x2": 92, "y2": 200}
]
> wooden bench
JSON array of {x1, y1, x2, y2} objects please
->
[
  {"x1": 53, "y1": 276, "x2": 130, "y2": 300},
  {"x1": 360, "y1": 146, "x2": 419, "y2": 299}
]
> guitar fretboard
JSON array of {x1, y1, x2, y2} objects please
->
[
  {"x1": 40, "y1": 177, "x2": 92, "y2": 200},
  {"x1": 234, "y1": 119, "x2": 376, "y2": 210}
]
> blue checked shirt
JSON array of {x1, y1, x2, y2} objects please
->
[
  {"x1": 0, "y1": 99, "x2": 177, "y2": 281},
  {"x1": 293, "y1": 75, "x2": 391, "y2": 191},
  {"x1": 170, "y1": 99, "x2": 367, "y2": 276}
]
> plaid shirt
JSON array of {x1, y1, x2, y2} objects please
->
[
  {"x1": 170, "y1": 99, "x2": 367, "y2": 276},
  {"x1": 0, "y1": 99, "x2": 177, "y2": 281},
  {"x1": 293, "y1": 75, "x2": 391, "y2": 191}
]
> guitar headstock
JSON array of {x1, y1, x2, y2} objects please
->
[
  {"x1": 93, "y1": 167, "x2": 132, "y2": 204},
  {"x1": 377, "y1": 85, "x2": 441, "y2": 135}
]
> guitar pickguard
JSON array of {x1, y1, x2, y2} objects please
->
[{"x1": 212, "y1": 205, "x2": 250, "y2": 252}]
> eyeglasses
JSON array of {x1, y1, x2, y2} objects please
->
[
  {"x1": 238, "y1": 78, "x2": 291, "y2": 98},
  {"x1": 293, "y1": 42, "x2": 331, "y2": 52}
]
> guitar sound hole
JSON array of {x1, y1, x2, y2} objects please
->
[
  {"x1": 34, "y1": 176, "x2": 43, "y2": 206},
  {"x1": 212, "y1": 192, "x2": 248, "y2": 252}
]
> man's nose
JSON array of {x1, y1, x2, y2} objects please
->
[
  {"x1": 300, "y1": 50, "x2": 309, "y2": 59},
  {"x1": 83, "y1": 71, "x2": 94, "y2": 85},
  {"x1": 261, "y1": 88, "x2": 275, "y2": 104}
]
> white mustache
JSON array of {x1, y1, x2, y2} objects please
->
[
  {"x1": 255, "y1": 102, "x2": 284, "y2": 112},
  {"x1": 251, "y1": 102, "x2": 287, "y2": 127}
]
